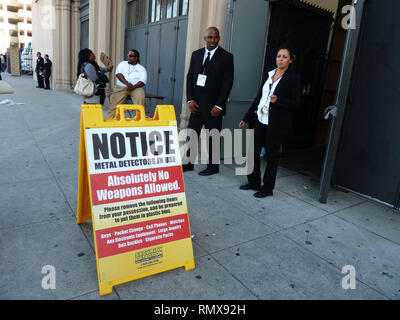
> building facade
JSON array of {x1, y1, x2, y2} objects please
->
[
  {"x1": 0, "y1": 0, "x2": 32, "y2": 52},
  {"x1": 0, "y1": 0, "x2": 32, "y2": 75},
  {"x1": 31, "y1": 0, "x2": 400, "y2": 209}
]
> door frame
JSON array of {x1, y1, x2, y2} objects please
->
[{"x1": 318, "y1": 0, "x2": 366, "y2": 203}]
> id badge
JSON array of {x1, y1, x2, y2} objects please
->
[
  {"x1": 197, "y1": 74, "x2": 207, "y2": 87},
  {"x1": 261, "y1": 106, "x2": 269, "y2": 116}
]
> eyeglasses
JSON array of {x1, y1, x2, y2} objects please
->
[{"x1": 128, "y1": 55, "x2": 138, "y2": 58}]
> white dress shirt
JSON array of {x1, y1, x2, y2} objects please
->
[
  {"x1": 203, "y1": 45, "x2": 219, "y2": 64},
  {"x1": 257, "y1": 69, "x2": 282, "y2": 125}
]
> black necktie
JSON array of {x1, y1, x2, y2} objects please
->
[{"x1": 202, "y1": 52, "x2": 211, "y2": 73}]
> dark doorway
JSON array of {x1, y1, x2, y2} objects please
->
[
  {"x1": 264, "y1": 0, "x2": 334, "y2": 151},
  {"x1": 333, "y1": 0, "x2": 400, "y2": 208}
]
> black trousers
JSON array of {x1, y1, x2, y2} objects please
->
[
  {"x1": 186, "y1": 110, "x2": 223, "y2": 169},
  {"x1": 248, "y1": 120, "x2": 285, "y2": 192},
  {"x1": 37, "y1": 71, "x2": 44, "y2": 88},
  {"x1": 45, "y1": 72, "x2": 51, "y2": 89},
  {"x1": 96, "y1": 88, "x2": 106, "y2": 105}
]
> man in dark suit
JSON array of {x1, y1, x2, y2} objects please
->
[
  {"x1": 183, "y1": 27, "x2": 234, "y2": 176},
  {"x1": 43, "y1": 54, "x2": 52, "y2": 90},
  {"x1": 35, "y1": 52, "x2": 44, "y2": 89}
]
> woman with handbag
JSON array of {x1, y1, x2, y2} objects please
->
[
  {"x1": 238, "y1": 47, "x2": 302, "y2": 198},
  {"x1": 76, "y1": 48, "x2": 113, "y2": 105}
]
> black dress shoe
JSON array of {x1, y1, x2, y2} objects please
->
[
  {"x1": 182, "y1": 164, "x2": 194, "y2": 172},
  {"x1": 198, "y1": 167, "x2": 219, "y2": 176},
  {"x1": 253, "y1": 190, "x2": 273, "y2": 198},
  {"x1": 240, "y1": 184, "x2": 261, "y2": 191}
]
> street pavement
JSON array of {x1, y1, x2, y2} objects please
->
[{"x1": 1, "y1": 73, "x2": 400, "y2": 300}]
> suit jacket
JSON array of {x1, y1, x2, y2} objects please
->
[
  {"x1": 44, "y1": 59, "x2": 52, "y2": 76},
  {"x1": 243, "y1": 69, "x2": 302, "y2": 135},
  {"x1": 36, "y1": 57, "x2": 44, "y2": 73},
  {"x1": 186, "y1": 46, "x2": 234, "y2": 116}
]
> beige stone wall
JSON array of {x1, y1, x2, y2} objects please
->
[
  {"x1": 31, "y1": 0, "x2": 126, "y2": 92},
  {"x1": 29, "y1": 0, "x2": 340, "y2": 106},
  {"x1": 32, "y1": 0, "x2": 80, "y2": 91},
  {"x1": 88, "y1": 0, "x2": 126, "y2": 89}
]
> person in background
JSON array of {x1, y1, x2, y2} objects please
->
[
  {"x1": 108, "y1": 49, "x2": 147, "y2": 119},
  {"x1": 35, "y1": 52, "x2": 45, "y2": 88},
  {"x1": 0, "y1": 54, "x2": 3, "y2": 80},
  {"x1": 77, "y1": 48, "x2": 113, "y2": 105},
  {"x1": 0, "y1": 54, "x2": 4, "y2": 72},
  {"x1": 43, "y1": 54, "x2": 52, "y2": 90},
  {"x1": 239, "y1": 46, "x2": 302, "y2": 198}
]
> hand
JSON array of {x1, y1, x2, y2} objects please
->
[
  {"x1": 239, "y1": 121, "x2": 246, "y2": 129},
  {"x1": 189, "y1": 101, "x2": 199, "y2": 113},
  {"x1": 270, "y1": 95, "x2": 278, "y2": 103},
  {"x1": 127, "y1": 83, "x2": 135, "y2": 91},
  {"x1": 211, "y1": 106, "x2": 222, "y2": 117}
]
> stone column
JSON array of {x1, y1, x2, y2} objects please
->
[
  {"x1": 54, "y1": 0, "x2": 72, "y2": 91},
  {"x1": 109, "y1": 0, "x2": 126, "y2": 88},
  {"x1": 88, "y1": 0, "x2": 126, "y2": 88},
  {"x1": 71, "y1": 0, "x2": 80, "y2": 85}
]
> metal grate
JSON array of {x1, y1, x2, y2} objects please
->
[{"x1": 21, "y1": 47, "x2": 33, "y2": 75}]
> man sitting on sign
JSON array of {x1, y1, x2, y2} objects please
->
[{"x1": 108, "y1": 49, "x2": 147, "y2": 119}]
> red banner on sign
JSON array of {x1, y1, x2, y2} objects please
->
[{"x1": 90, "y1": 166, "x2": 184, "y2": 206}]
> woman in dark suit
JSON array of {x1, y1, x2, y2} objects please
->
[{"x1": 239, "y1": 47, "x2": 302, "y2": 198}]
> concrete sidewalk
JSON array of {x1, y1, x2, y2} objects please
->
[{"x1": 0, "y1": 73, "x2": 399, "y2": 300}]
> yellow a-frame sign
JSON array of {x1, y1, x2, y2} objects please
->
[{"x1": 77, "y1": 104, "x2": 195, "y2": 296}]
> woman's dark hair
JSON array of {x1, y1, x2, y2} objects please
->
[
  {"x1": 276, "y1": 46, "x2": 296, "y2": 61},
  {"x1": 77, "y1": 48, "x2": 100, "y2": 78}
]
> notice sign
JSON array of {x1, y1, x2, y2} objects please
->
[{"x1": 77, "y1": 105, "x2": 195, "y2": 296}]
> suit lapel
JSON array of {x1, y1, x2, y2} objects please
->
[
  {"x1": 205, "y1": 46, "x2": 222, "y2": 73},
  {"x1": 194, "y1": 48, "x2": 205, "y2": 74},
  {"x1": 274, "y1": 70, "x2": 291, "y2": 94}
]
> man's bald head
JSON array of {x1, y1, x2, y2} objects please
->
[{"x1": 204, "y1": 27, "x2": 220, "y2": 51}]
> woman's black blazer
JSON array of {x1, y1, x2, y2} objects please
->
[{"x1": 243, "y1": 69, "x2": 302, "y2": 135}]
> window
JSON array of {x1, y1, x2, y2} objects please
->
[
  {"x1": 127, "y1": 0, "x2": 189, "y2": 27},
  {"x1": 80, "y1": 19, "x2": 89, "y2": 50},
  {"x1": 181, "y1": 0, "x2": 189, "y2": 16},
  {"x1": 149, "y1": 0, "x2": 189, "y2": 23},
  {"x1": 127, "y1": 0, "x2": 148, "y2": 28}
]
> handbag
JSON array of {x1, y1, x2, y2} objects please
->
[{"x1": 74, "y1": 73, "x2": 95, "y2": 97}]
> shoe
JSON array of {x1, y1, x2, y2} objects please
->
[
  {"x1": 198, "y1": 167, "x2": 219, "y2": 176},
  {"x1": 240, "y1": 184, "x2": 261, "y2": 191},
  {"x1": 45, "y1": 88, "x2": 50, "y2": 90},
  {"x1": 182, "y1": 164, "x2": 194, "y2": 172},
  {"x1": 253, "y1": 190, "x2": 273, "y2": 198}
]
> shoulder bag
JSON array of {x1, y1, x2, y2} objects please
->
[{"x1": 74, "y1": 63, "x2": 95, "y2": 97}]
